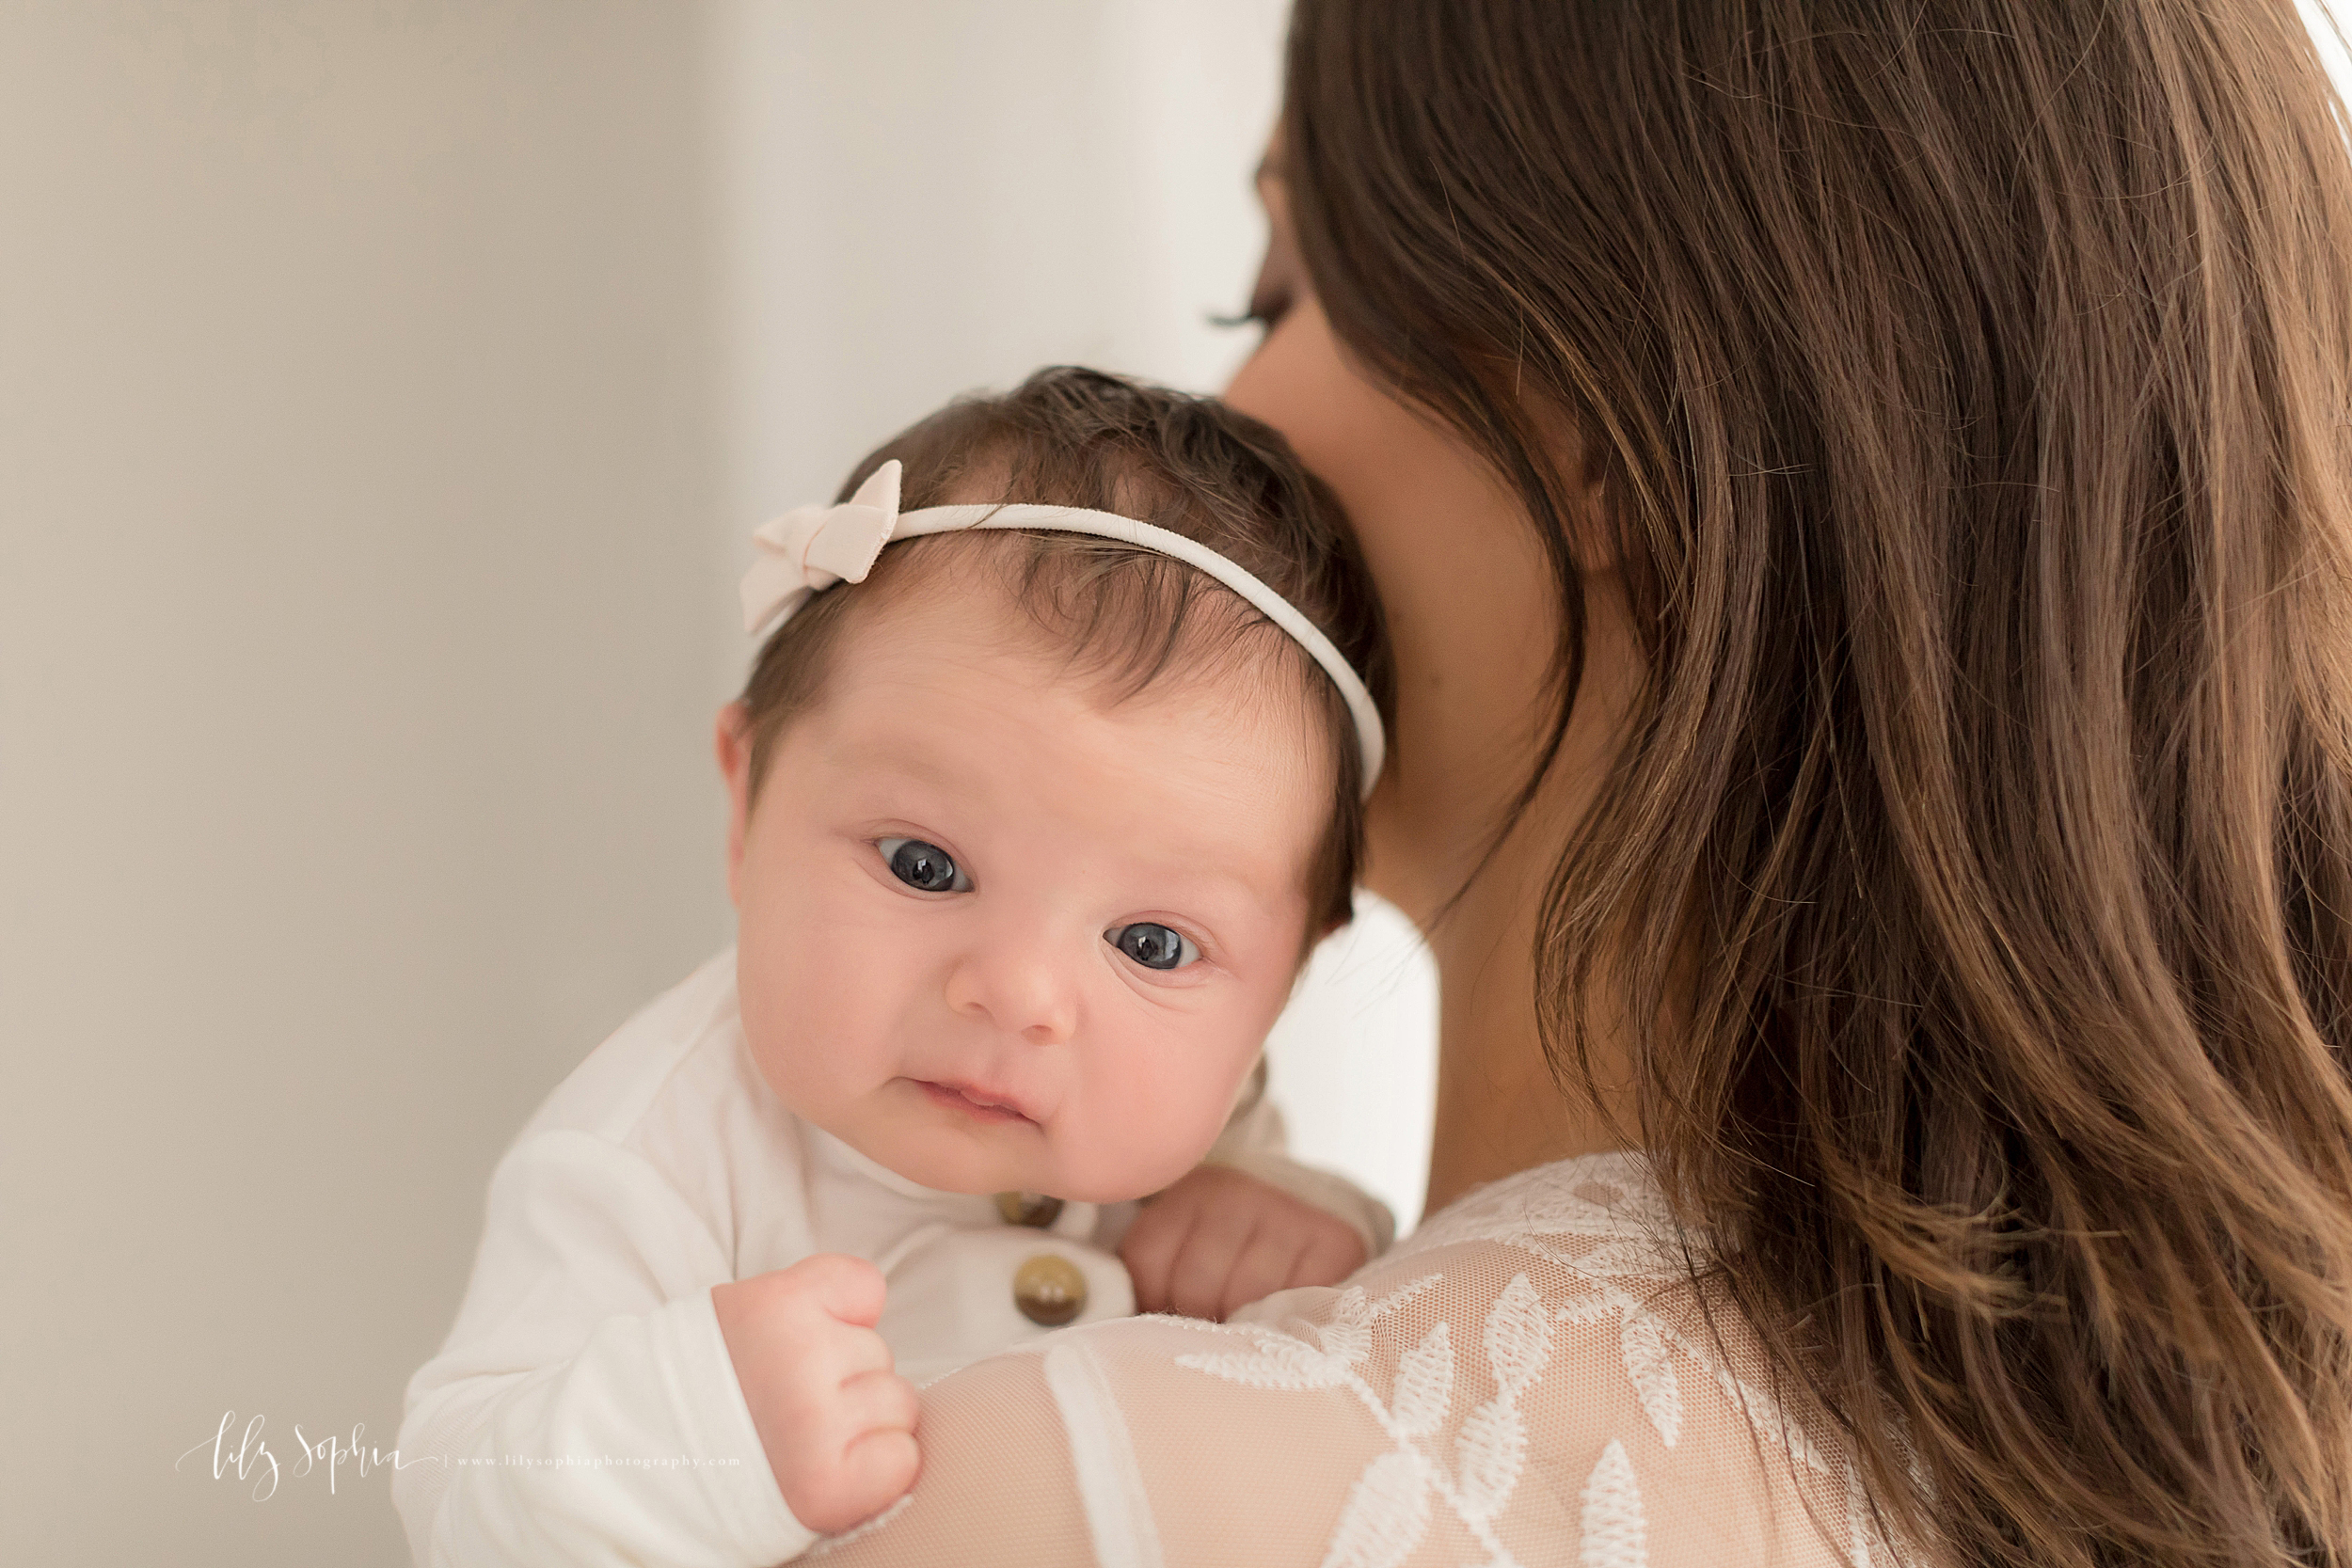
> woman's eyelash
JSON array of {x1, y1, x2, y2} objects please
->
[{"x1": 1207, "y1": 288, "x2": 1293, "y2": 332}]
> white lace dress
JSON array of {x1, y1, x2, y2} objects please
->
[{"x1": 806, "y1": 1151, "x2": 1915, "y2": 1568}]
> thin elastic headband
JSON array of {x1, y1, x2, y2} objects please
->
[{"x1": 740, "y1": 458, "x2": 1386, "y2": 793}]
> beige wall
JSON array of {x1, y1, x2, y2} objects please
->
[{"x1": 2, "y1": 5, "x2": 731, "y2": 1561}]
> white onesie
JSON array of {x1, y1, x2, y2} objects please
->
[{"x1": 391, "y1": 948, "x2": 1391, "y2": 1568}]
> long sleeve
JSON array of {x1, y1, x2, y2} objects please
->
[{"x1": 393, "y1": 1129, "x2": 815, "y2": 1568}]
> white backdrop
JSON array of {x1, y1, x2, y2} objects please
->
[{"x1": 0, "y1": 5, "x2": 1433, "y2": 1564}]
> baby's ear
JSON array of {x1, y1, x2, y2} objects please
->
[{"x1": 715, "y1": 703, "x2": 755, "y2": 908}]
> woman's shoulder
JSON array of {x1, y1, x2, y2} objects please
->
[
  {"x1": 816, "y1": 1153, "x2": 1918, "y2": 1568},
  {"x1": 1205, "y1": 1151, "x2": 1904, "y2": 1567}
]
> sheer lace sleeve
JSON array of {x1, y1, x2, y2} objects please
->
[{"x1": 804, "y1": 1154, "x2": 1913, "y2": 1568}]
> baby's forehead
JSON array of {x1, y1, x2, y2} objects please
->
[
  {"x1": 834, "y1": 567, "x2": 1316, "y2": 757},
  {"x1": 851, "y1": 531, "x2": 1331, "y2": 727},
  {"x1": 809, "y1": 582, "x2": 1334, "y2": 877}
]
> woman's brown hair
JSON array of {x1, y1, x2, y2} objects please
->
[
  {"x1": 1282, "y1": 1, "x2": 2352, "y2": 1562},
  {"x1": 737, "y1": 366, "x2": 1394, "y2": 942}
]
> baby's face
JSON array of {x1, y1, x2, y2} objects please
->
[{"x1": 721, "y1": 584, "x2": 1329, "y2": 1203}]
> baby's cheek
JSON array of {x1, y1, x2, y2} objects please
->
[
  {"x1": 735, "y1": 956, "x2": 821, "y2": 1115},
  {"x1": 738, "y1": 906, "x2": 887, "y2": 1118},
  {"x1": 1058, "y1": 1041, "x2": 1249, "y2": 1201}
]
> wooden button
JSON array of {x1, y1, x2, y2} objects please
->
[
  {"x1": 1013, "y1": 1253, "x2": 1088, "y2": 1326},
  {"x1": 994, "y1": 1191, "x2": 1064, "y2": 1228}
]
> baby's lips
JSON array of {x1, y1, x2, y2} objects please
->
[{"x1": 910, "y1": 1073, "x2": 1045, "y2": 1125}]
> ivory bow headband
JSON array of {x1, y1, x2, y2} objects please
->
[{"x1": 741, "y1": 458, "x2": 1387, "y2": 794}]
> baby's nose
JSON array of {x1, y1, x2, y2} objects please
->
[{"x1": 943, "y1": 938, "x2": 1078, "y2": 1045}]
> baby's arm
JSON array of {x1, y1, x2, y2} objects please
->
[
  {"x1": 394, "y1": 1132, "x2": 900, "y2": 1568},
  {"x1": 1117, "y1": 1067, "x2": 1396, "y2": 1320}
]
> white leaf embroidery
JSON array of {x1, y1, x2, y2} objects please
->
[
  {"x1": 1618, "y1": 1309, "x2": 1683, "y2": 1448},
  {"x1": 1310, "y1": 1276, "x2": 1438, "y2": 1371},
  {"x1": 1577, "y1": 1239, "x2": 1681, "y2": 1280},
  {"x1": 1320, "y1": 1450, "x2": 1431, "y2": 1568},
  {"x1": 1578, "y1": 1438, "x2": 1647, "y2": 1568},
  {"x1": 1390, "y1": 1322, "x2": 1454, "y2": 1439},
  {"x1": 1485, "y1": 1274, "x2": 1552, "y2": 1399},
  {"x1": 1145, "y1": 1154, "x2": 1918, "y2": 1568},
  {"x1": 1365, "y1": 1275, "x2": 1443, "y2": 1319},
  {"x1": 1555, "y1": 1294, "x2": 1615, "y2": 1326},
  {"x1": 1453, "y1": 1393, "x2": 1527, "y2": 1526},
  {"x1": 1317, "y1": 1317, "x2": 1373, "y2": 1369},
  {"x1": 1177, "y1": 1331, "x2": 1349, "y2": 1391},
  {"x1": 1312, "y1": 1285, "x2": 1370, "y2": 1367}
]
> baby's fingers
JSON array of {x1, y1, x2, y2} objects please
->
[
  {"x1": 785, "y1": 1370, "x2": 922, "y2": 1533},
  {"x1": 834, "y1": 1425, "x2": 921, "y2": 1527},
  {"x1": 1119, "y1": 1200, "x2": 1201, "y2": 1315},
  {"x1": 1219, "y1": 1227, "x2": 1306, "y2": 1320},
  {"x1": 1286, "y1": 1225, "x2": 1367, "y2": 1292},
  {"x1": 838, "y1": 1367, "x2": 921, "y2": 1438},
  {"x1": 780, "y1": 1252, "x2": 889, "y2": 1329},
  {"x1": 1165, "y1": 1205, "x2": 1257, "y2": 1321},
  {"x1": 831, "y1": 1371, "x2": 922, "y2": 1526}
]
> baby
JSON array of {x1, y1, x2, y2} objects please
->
[{"x1": 391, "y1": 367, "x2": 1397, "y2": 1567}]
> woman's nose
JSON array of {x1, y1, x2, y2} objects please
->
[{"x1": 943, "y1": 937, "x2": 1078, "y2": 1045}]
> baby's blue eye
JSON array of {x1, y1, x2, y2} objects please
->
[
  {"x1": 878, "y1": 838, "x2": 969, "y2": 894},
  {"x1": 1106, "y1": 922, "x2": 1200, "y2": 972}
]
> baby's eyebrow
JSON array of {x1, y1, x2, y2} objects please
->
[
  {"x1": 833, "y1": 746, "x2": 963, "y2": 792},
  {"x1": 1130, "y1": 856, "x2": 1306, "y2": 931}
]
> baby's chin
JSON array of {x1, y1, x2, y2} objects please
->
[{"x1": 841, "y1": 1120, "x2": 1184, "y2": 1205}]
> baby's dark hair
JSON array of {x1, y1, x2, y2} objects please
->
[{"x1": 737, "y1": 365, "x2": 1394, "y2": 941}]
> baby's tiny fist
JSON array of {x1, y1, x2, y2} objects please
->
[
  {"x1": 1120, "y1": 1164, "x2": 1368, "y2": 1322},
  {"x1": 713, "y1": 1255, "x2": 921, "y2": 1534}
]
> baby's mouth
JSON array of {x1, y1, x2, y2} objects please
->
[{"x1": 912, "y1": 1078, "x2": 1035, "y2": 1125}]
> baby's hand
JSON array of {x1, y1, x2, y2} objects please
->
[
  {"x1": 1119, "y1": 1164, "x2": 1368, "y2": 1321},
  {"x1": 711, "y1": 1254, "x2": 919, "y2": 1534}
]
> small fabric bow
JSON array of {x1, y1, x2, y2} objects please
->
[{"x1": 740, "y1": 459, "x2": 905, "y2": 635}]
